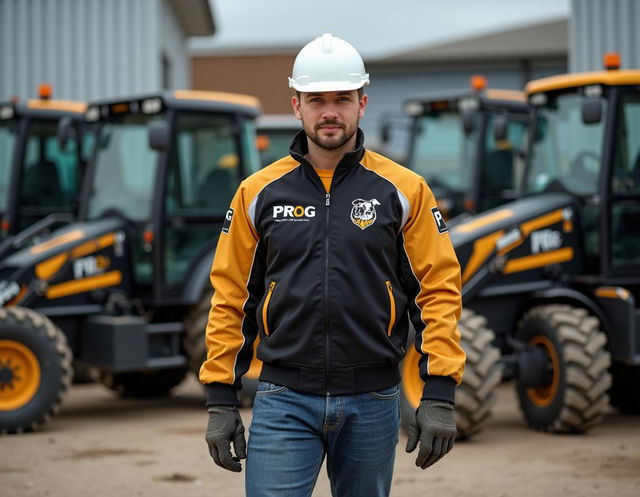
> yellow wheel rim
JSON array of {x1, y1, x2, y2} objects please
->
[
  {"x1": 402, "y1": 347, "x2": 424, "y2": 409},
  {"x1": 0, "y1": 340, "x2": 42, "y2": 411},
  {"x1": 526, "y1": 335, "x2": 560, "y2": 407}
]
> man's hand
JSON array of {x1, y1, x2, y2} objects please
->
[
  {"x1": 205, "y1": 405, "x2": 247, "y2": 472},
  {"x1": 405, "y1": 399, "x2": 456, "y2": 469}
]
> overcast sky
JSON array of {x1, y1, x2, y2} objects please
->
[{"x1": 190, "y1": 0, "x2": 570, "y2": 59}]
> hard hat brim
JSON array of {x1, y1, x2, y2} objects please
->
[{"x1": 289, "y1": 80, "x2": 369, "y2": 93}]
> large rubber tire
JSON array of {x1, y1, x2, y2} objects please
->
[
  {"x1": 0, "y1": 307, "x2": 72, "y2": 434},
  {"x1": 400, "y1": 308, "x2": 502, "y2": 439},
  {"x1": 515, "y1": 304, "x2": 611, "y2": 433},
  {"x1": 100, "y1": 368, "x2": 187, "y2": 398},
  {"x1": 183, "y1": 292, "x2": 261, "y2": 407},
  {"x1": 609, "y1": 362, "x2": 640, "y2": 414}
]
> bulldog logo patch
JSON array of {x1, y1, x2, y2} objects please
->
[{"x1": 351, "y1": 198, "x2": 380, "y2": 230}]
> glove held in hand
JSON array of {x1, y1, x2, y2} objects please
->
[
  {"x1": 405, "y1": 399, "x2": 456, "y2": 469},
  {"x1": 205, "y1": 405, "x2": 247, "y2": 472}
]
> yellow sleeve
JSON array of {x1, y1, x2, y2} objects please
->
[
  {"x1": 199, "y1": 181, "x2": 265, "y2": 405},
  {"x1": 401, "y1": 178, "x2": 465, "y2": 400}
]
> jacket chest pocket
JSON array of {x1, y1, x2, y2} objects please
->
[
  {"x1": 262, "y1": 281, "x2": 276, "y2": 336},
  {"x1": 385, "y1": 280, "x2": 396, "y2": 336}
]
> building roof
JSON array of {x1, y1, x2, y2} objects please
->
[
  {"x1": 169, "y1": 0, "x2": 215, "y2": 37},
  {"x1": 190, "y1": 44, "x2": 299, "y2": 58},
  {"x1": 371, "y1": 19, "x2": 567, "y2": 65},
  {"x1": 189, "y1": 19, "x2": 566, "y2": 65}
]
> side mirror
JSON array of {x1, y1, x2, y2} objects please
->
[
  {"x1": 582, "y1": 98, "x2": 603, "y2": 124},
  {"x1": 148, "y1": 120, "x2": 170, "y2": 151},
  {"x1": 57, "y1": 116, "x2": 74, "y2": 149},
  {"x1": 493, "y1": 114, "x2": 508, "y2": 142},
  {"x1": 461, "y1": 109, "x2": 475, "y2": 135}
]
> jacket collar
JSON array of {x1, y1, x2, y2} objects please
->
[{"x1": 289, "y1": 128, "x2": 366, "y2": 172}]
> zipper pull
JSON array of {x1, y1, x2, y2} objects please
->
[{"x1": 326, "y1": 193, "x2": 331, "y2": 206}]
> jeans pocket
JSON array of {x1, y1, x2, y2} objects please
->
[
  {"x1": 255, "y1": 381, "x2": 288, "y2": 397},
  {"x1": 368, "y1": 384, "x2": 400, "y2": 400}
]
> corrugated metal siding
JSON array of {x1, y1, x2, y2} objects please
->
[
  {"x1": 160, "y1": 0, "x2": 189, "y2": 90},
  {"x1": 0, "y1": 0, "x2": 190, "y2": 101},
  {"x1": 570, "y1": 0, "x2": 640, "y2": 72}
]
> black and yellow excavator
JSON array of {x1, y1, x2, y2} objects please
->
[
  {"x1": 0, "y1": 90, "x2": 261, "y2": 433},
  {"x1": 401, "y1": 53, "x2": 640, "y2": 437}
]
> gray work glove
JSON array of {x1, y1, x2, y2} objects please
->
[
  {"x1": 205, "y1": 405, "x2": 247, "y2": 472},
  {"x1": 405, "y1": 399, "x2": 456, "y2": 469}
]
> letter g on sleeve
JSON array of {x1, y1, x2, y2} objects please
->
[{"x1": 222, "y1": 208, "x2": 234, "y2": 234}]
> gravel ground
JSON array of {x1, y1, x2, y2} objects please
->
[{"x1": 1, "y1": 377, "x2": 639, "y2": 497}]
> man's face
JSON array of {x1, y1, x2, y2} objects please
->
[{"x1": 292, "y1": 90, "x2": 367, "y2": 151}]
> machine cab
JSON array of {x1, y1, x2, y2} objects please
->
[
  {"x1": 0, "y1": 89, "x2": 89, "y2": 239},
  {"x1": 403, "y1": 76, "x2": 530, "y2": 218},
  {"x1": 81, "y1": 91, "x2": 261, "y2": 303},
  {"x1": 524, "y1": 54, "x2": 640, "y2": 280}
]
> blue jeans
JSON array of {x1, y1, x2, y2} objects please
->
[{"x1": 246, "y1": 381, "x2": 400, "y2": 497}]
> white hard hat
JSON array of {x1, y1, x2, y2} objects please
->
[{"x1": 288, "y1": 33, "x2": 370, "y2": 92}]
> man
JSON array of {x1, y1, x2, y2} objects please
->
[{"x1": 201, "y1": 33, "x2": 465, "y2": 497}]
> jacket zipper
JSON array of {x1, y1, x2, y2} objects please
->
[
  {"x1": 262, "y1": 281, "x2": 276, "y2": 336},
  {"x1": 385, "y1": 280, "x2": 396, "y2": 336},
  {"x1": 324, "y1": 192, "x2": 331, "y2": 395}
]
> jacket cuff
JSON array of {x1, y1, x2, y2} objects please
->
[
  {"x1": 421, "y1": 375, "x2": 456, "y2": 404},
  {"x1": 205, "y1": 382, "x2": 240, "y2": 407}
]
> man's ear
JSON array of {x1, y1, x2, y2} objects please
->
[
  {"x1": 292, "y1": 95, "x2": 302, "y2": 120},
  {"x1": 358, "y1": 93, "x2": 368, "y2": 119}
]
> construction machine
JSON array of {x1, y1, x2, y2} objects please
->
[
  {"x1": 0, "y1": 86, "x2": 88, "y2": 251},
  {"x1": 256, "y1": 114, "x2": 301, "y2": 167},
  {"x1": 0, "y1": 90, "x2": 261, "y2": 433},
  {"x1": 399, "y1": 76, "x2": 530, "y2": 220},
  {"x1": 401, "y1": 53, "x2": 640, "y2": 435}
]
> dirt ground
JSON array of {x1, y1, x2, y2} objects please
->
[{"x1": 1, "y1": 377, "x2": 639, "y2": 497}]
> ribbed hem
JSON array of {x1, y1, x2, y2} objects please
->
[
  {"x1": 205, "y1": 382, "x2": 239, "y2": 407},
  {"x1": 421, "y1": 375, "x2": 456, "y2": 404},
  {"x1": 260, "y1": 363, "x2": 401, "y2": 396}
]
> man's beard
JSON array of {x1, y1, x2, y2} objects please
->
[{"x1": 304, "y1": 119, "x2": 358, "y2": 151}]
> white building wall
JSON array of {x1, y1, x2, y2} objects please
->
[
  {"x1": 0, "y1": 0, "x2": 191, "y2": 101},
  {"x1": 570, "y1": 0, "x2": 640, "y2": 72}
]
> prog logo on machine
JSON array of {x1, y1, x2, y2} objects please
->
[
  {"x1": 350, "y1": 198, "x2": 380, "y2": 230},
  {"x1": 273, "y1": 205, "x2": 316, "y2": 223},
  {"x1": 531, "y1": 229, "x2": 563, "y2": 253},
  {"x1": 73, "y1": 255, "x2": 111, "y2": 279}
]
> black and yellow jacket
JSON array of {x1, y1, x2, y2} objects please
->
[{"x1": 200, "y1": 130, "x2": 465, "y2": 405}]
